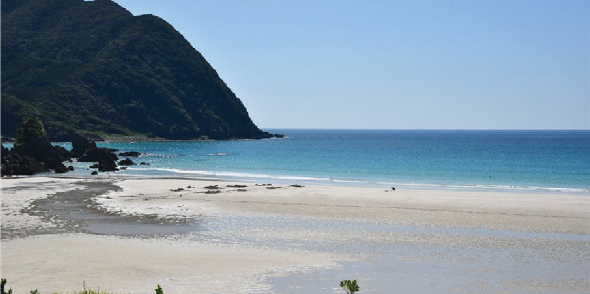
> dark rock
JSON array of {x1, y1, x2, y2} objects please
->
[
  {"x1": 119, "y1": 151, "x2": 142, "y2": 157},
  {"x1": 1, "y1": 117, "x2": 73, "y2": 176},
  {"x1": 50, "y1": 131, "x2": 73, "y2": 142},
  {"x1": 98, "y1": 159, "x2": 118, "y2": 172},
  {"x1": 53, "y1": 145, "x2": 73, "y2": 161},
  {"x1": 12, "y1": 117, "x2": 55, "y2": 162},
  {"x1": 68, "y1": 166, "x2": 75, "y2": 171},
  {"x1": 91, "y1": 171, "x2": 98, "y2": 175},
  {"x1": 72, "y1": 133, "x2": 96, "y2": 158},
  {"x1": 78, "y1": 145, "x2": 118, "y2": 162},
  {"x1": 118, "y1": 158, "x2": 136, "y2": 166},
  {"x1": 1, "y1": 153, "x2": 47, "y2": 176},
  {"x1": 139, "y1": 162, "x2": 150, "y2": 165},
  {"x1": 1, "y1": 145, "x2": 10, "y2": 157},
  {"x1": 55, "y1": 164, "x2": 68, "y2": 173},
  {"x1": 44, "y1": 156, "x2": 62, "y2": 170},
  {"x1": 89, "y1": 164, "x2": 99, "y2": 168}
]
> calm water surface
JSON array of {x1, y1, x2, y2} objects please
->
[{"x1": 6, "y1": 130, "x2": 589, "y2": 192}]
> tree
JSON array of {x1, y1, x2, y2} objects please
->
[{"x1": 340, "y1": 279, "x2": 359, "y2": 294}]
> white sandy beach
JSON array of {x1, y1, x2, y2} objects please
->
[
  {"x1": 97, "y1": 178, "x2": 590, "y2": 234},
  {"x1": 2, "y1": 177, "x2": 589, "y2": 293}
]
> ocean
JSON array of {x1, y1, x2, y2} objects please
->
[
  {"x1": 5, "y1": 130, "x2": 590, "y2": 193},
  {"x1": 3, "y1": 130, "x2": 589, "y2": 294}
]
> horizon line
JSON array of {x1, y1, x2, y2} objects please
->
[{"x1": 261, "y1": 128, "x2": 590, "y2": 131}]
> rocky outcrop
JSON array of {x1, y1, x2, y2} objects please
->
[
  {"x1": 1, "y1": 153, "x2": 47, "y2": 176},
  {"x1": 55, "y1": 164, "x2": 69, "y2": 174},
  {"x1": 72, "y1": 133, "x2": 96, "y2": 158},
  {"x1": 75, "y1": 136, "x2": 119, "y2": 172},
  {"x1": 1, "y1": 118, "x2": 151, "y2": 176},
  {"x1": 118, "y1": 158, "x2": 136, "y2": 166},
  {"x1": 12, "y1": 118, "x2": 62, "y2": 162},
  {"x1": 1, "y1": 117, "x2": 73, "y2": 176},
  {"x1": 1, "y1": 145, "x2": 10, "y2": 157},
  {"x1": 98, "y1": 159, "x2": 118, "y2": 172},
  {"x1": 78, "y1": 145, "x2": 118, "y2": 163}
]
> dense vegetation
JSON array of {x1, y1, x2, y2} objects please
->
[{"x1": 1, "y1": 0, "x2": 274, "y2": 140}]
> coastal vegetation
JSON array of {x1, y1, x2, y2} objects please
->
[
  {"x1": 340, "y1": 280, "x2": 360, "y2": 294},
  {"x1": 1, "y1": 279, "x2": 13, "y2": 294},
  {"x1": 2, "y1": 278, "x2": 360, "y2": 294},
  {"x1": 1, "y1": 279, "x2": 165, "y2": 294},
  {"x1": 1, "y1": 0, "x2": 275, "y2": 141}
]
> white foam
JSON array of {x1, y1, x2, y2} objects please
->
[{"x1": 127, "y1": 167, "x2": 332, "y2": 182}]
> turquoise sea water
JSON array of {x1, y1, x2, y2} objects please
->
[{"x1": 6, "y1": 130, "x2": 590, "y2": 192}]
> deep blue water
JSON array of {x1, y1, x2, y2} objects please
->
[{"x1": 5, "y1": 130, "x2": 590, "y2": 192}]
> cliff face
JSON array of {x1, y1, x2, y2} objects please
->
[{"x1": 1, "y1": 0, "x2": 272, "y2": 140}]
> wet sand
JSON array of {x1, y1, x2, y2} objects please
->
[
  {"x1": 2, "y1": 234, "x2": 336, "y2": 294},
  {"x1": 2, "y1": 177, "x2": 589, "y2": 293}
]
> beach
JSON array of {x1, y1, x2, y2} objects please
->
[{"x1": 2, "y1": 176, "x2": 589, "y2": 293}]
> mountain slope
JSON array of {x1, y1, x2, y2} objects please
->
[{"x1": 1, "y1": 0, "x2": 273, "y2": 140}]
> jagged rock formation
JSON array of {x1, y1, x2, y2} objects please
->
[
  {"x1": 1, "y1": 117, "x2": 70, "y2": 175},
  {"x1": 0, "y1": 117, "x2": 144, "y2": 176}
]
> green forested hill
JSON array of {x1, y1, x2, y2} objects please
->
[{"x1": 1, "y1": 0, "x2": 273, "y2": 140}]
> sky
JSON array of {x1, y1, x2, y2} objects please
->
[{"x1": 111, "y1": 0, "x2": 589, "y2": 130}]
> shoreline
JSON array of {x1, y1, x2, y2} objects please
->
[
  {"x1": 2, "y1": 176, "x2": 589, "y2": 293},
  {"x1": 100, "y1": 177, "x2": 590, "y2": 234},
  {"x1": 2, "y1": 176, "x2": 589, "y2": 236},
  {"x1": 6, "y1": 173, "x2": 589, "y2": 196}
]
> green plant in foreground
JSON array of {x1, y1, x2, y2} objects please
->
[
  {"x1": 340, "y1": 279, "x2": 359, "y2": 294},
  {"x1": 155, "y1": 285, "x2": 163, "y2": 294},
  {"x1": 0, "y1": 280, "x2": 160, "y2": 294},
  {"x1": 1, "y1": 279, "x2": 13, "y2": 294}
]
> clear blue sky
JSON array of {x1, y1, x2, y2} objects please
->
[{"x1": 112, "y1": 0, "x2": 589, "y2": 130}]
